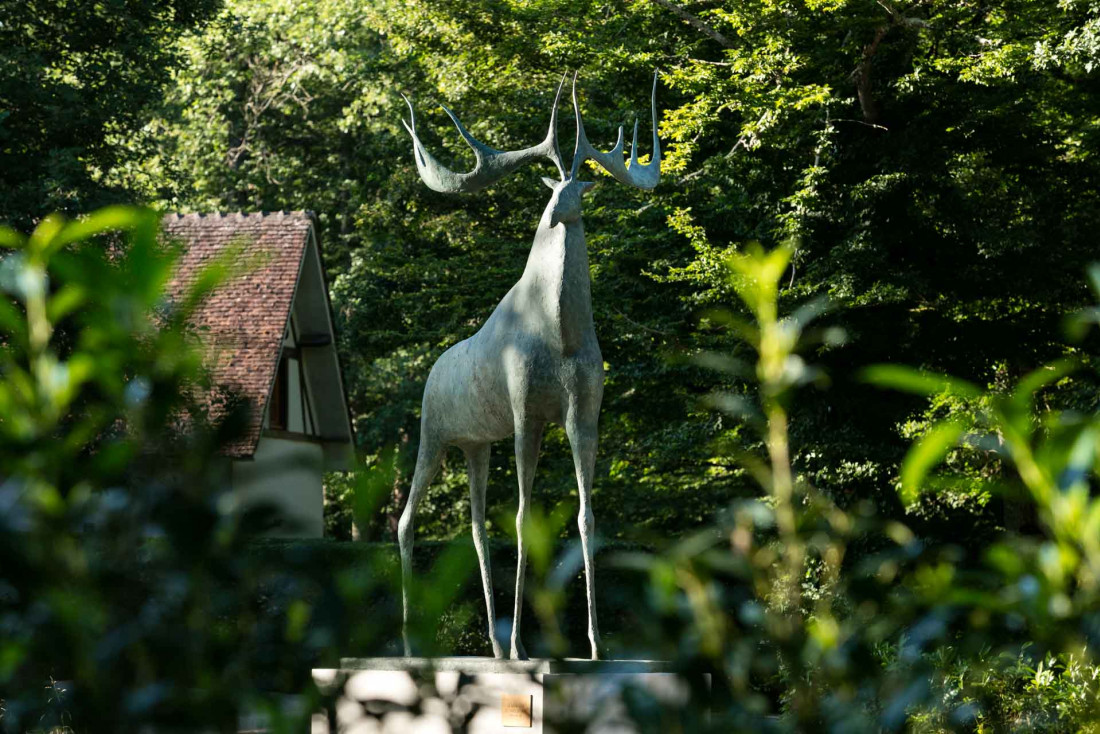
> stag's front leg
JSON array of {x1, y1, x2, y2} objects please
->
[
  {"x1": 566, "y1": 411, "x2": 602, "y2": 660},
  {"x1": 399, "y1": 435, "x2": 444, "y2": 657},
  {"x1": 510, "y1": 417, "x2": 544, "y2": 660}
]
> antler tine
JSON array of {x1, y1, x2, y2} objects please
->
[
  {"x1": 570, "y1": 71, "x2": 661, "y2": 191},
  {"x1": 546, "y1": 73, "x2": 568, "y2": 180},
  {"x1": 401, "y1": 77, "x2": 568, "y2": 194}
]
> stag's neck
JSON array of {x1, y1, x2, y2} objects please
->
[{"x1": 519, "y1": 214, "x2": 594, "y2": 355}]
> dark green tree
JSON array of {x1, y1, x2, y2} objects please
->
[
  {"x1": 0, "y1": 0, "x2": 221, "y2": 227},
  {"x1": 121, "y1": 0, "x2": 1100, "y2": 543}
]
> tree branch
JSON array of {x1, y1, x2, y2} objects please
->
[
  {"x1": 853, "y1": 25, "x2": 890, "y2": 124},
  {"x1": 832, "y1": 117, "x2": 889, "y2": 131},
  {"x1": 611, "y1": 307, "x2": 674, "y2": 337},
  {"x1": 852, "y1": 2, "x2": 929, "y2": 124},
  {"x1": 650, "y1": 0, "x2": 735, "y2": 48}
]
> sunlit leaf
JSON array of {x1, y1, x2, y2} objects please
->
[
  {"x1": 703, "y1": 309, "x2": 759, "y2": 346},
  {"x1": 0, "y1": 226, "x2": 25, "y2": 249},
  {"x1": 860, "y1": 364, "x2": 981, "y2": 399},
  {"x1": 1086, "y1": 262, "x2": 1100, "y2": 302},
  {"x1": 705, "y1": 391, "x2": 762, "y2": 425},
  {"x1": 694, "y1": 351, "x2": 752, "y2": 377},
  {"x1": 1064, "y1": 306, "x2": 1100, "y2": 341},
  {"x1": 46, "y1": 284, "x2": 86, "y2": 323},
  {"x1": 51, "y1": 205, "x2": 146, "y2": 253},
  {"x1": 786, "y1": 294, "x2": 831, "y2": 333},
  {"x1": 0, "y1": 297, "x2": 26, "y2": 340},
  {"x1": 1010, "y1": 359, "x2": 1078, "y2": 415},
  {"x1": 28, "y1": 214, "x2": 64, "y2": 257},
  {"x1": 900, "y1": 420, "x2": 966, "y2": 505}
]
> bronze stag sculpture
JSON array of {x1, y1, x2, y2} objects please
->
[{"x1": 399, "y1": 72, "x2": 661, "y2": 660}]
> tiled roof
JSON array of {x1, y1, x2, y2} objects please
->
[{"x1": 163, "y1": 212, "x2": 312, "y2": 457}]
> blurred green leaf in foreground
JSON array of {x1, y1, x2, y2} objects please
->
[
  {"x1": 0, "y1": 208, "x2": 328, "y2": 733},
  {"x1": 589, "y1": 244, "x2": 1100, "y2": 731}
]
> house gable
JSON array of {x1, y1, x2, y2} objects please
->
[
  {"x1": 163, "y1": 212, "x2": 353, "y2": 469},
  {"x1": 262, "y1": 228, "x2": 354, "y2": 468}
]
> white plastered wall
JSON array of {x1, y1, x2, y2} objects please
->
[{"x1": 231, "y1": 436, "x2": 324, "y2": 537}]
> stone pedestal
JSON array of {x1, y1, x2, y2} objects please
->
[{"x1": 312, "y1": 657, "x2": 702, "y2": 733}]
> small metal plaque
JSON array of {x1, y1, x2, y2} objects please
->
[{"x1": 501, "y1": 693, "x2": 533, "y2": 727}]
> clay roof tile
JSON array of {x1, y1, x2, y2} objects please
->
[{"x1": 162, "y1": 211, "x2": 313, "y2": 457}]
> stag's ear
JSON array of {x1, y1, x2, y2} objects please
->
[
  {"x1": 541, "y1": 176, "x2": 559, "y2": 190},
  {"x1": 578, "y1": 181, "x2": 596, "y2": 194}
]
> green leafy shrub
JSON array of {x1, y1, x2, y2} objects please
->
[
  {"x1": 0, "y1": 208, "x2": 443, "y2": 732},
  {"x1": 905, "y1": 645, "x2": 1100, "y2": 733},
  {"x1": 503, "y1": 248, "x2": 1100, "y2": 731}
]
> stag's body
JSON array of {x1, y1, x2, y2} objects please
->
[
  {"x1": 398, "y1": 73, "x2": 659, "y2": 661},
  {"x1": 424, "y1": 203, "x2": 599, "y2": 445}
]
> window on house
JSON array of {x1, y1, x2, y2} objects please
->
[{"x1": 269, "y1": 355, "x2": 288, "y2": 431}]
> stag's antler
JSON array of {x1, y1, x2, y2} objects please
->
[
  {"x1": 570, "y1": 71, "x2": 661, "y2": 190},
  {"x1": 401, "y1": 76, "x2": 567, "y2": 193}
]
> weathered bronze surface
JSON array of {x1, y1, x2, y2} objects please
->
[{"x1": 399, "y1": 72, "x2": 661, "y2": 661}]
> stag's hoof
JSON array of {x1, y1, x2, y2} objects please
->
[
  {"x1": 510, "y1": 639, "x2": 528, "y2": 661},
  {"x1": 589, "y1": 634, "x2": 603, "y2": 661},
  {"x1": 491, "y1": 641, "x2": 505, "y2": 660}
]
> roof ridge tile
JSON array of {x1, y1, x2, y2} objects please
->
[{"x1": 166, "y1": 210, "x2": 312, "y2": 220}]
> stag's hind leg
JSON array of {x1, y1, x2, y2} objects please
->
[
  {"x1": 510, "y1": 418, "x2": 544, "y2": 660},
  {"x1": 566, "y1": 410, "x2": 602, "y2": 660},
  {"x1": 399, "y1": 434, "x2": 444, "y2": 657},
  {"x1": 465, "y1": 443, "x2": 503, "y2": 658}
]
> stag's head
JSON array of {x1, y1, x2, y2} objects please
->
[
  {"x1": 540, "y1": 175, "x2": 593, "y2": 226},
  {"x1": 400, "y1": 72, "x2": 661, "y2": 227}
]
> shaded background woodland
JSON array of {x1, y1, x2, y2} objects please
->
[{"x1": 4, "y1": 0, "x2": 1099, "y2": 543}]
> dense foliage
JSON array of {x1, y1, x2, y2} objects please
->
[
  {"x1": 6, "y1": 0, "x2": 1100, "y2": 730},
  {"x1": 0, "y1": 209, "x2": 461, "y2": 732},
  {"x1": 99, "y1": 0, "x2": 1100, "y2": 543},
  {"x1": 0, "y1": 0, "x2": 221, "y2": 228},
  {"x1": 5, "y1": 209, "x2": 1100, "y2": 731},
  {"x1": 0, "y1": 209, "x2": 289, "y2": 730}
]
